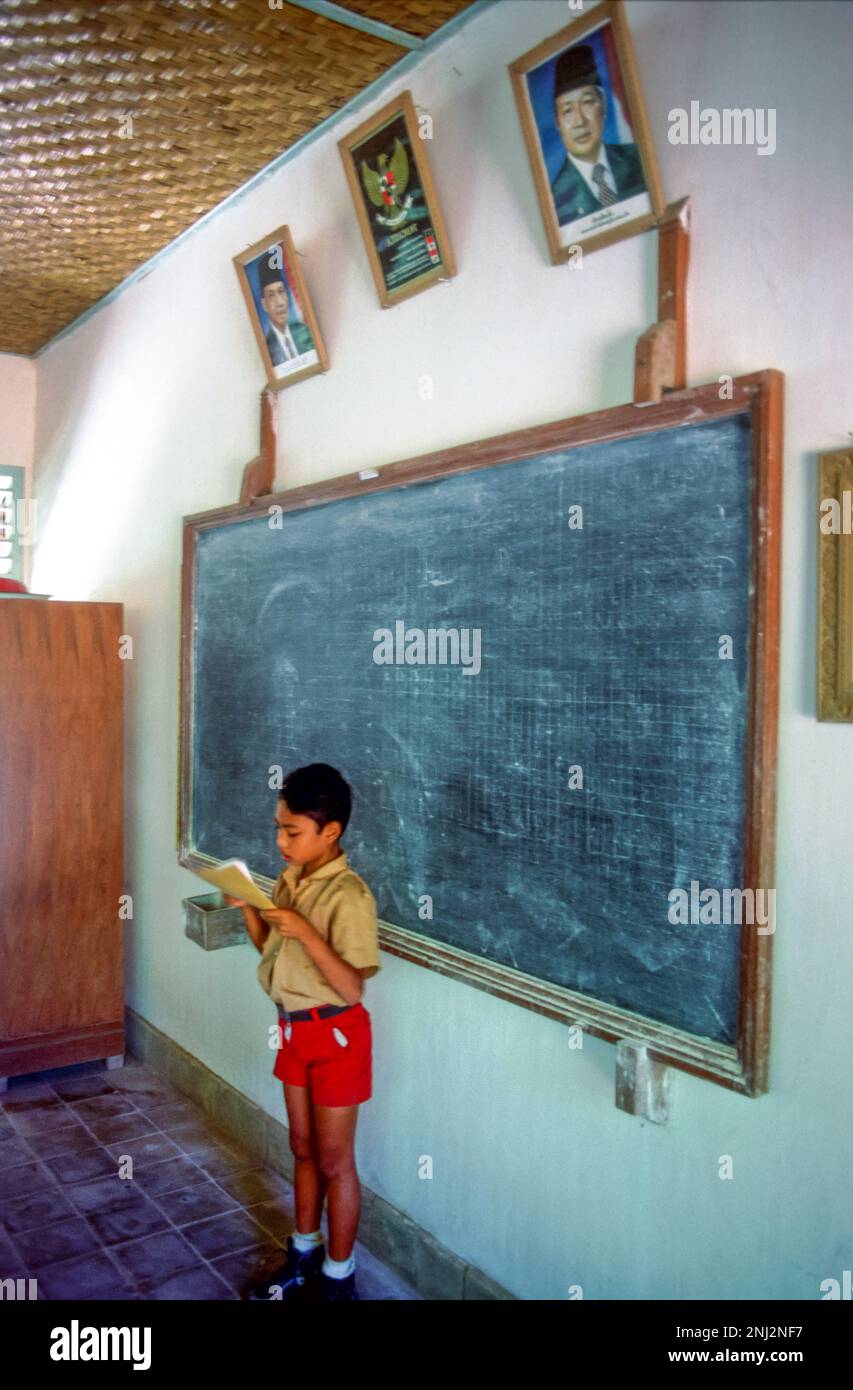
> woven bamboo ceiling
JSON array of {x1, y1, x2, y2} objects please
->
[{"x1": 0, "y1": 0, "x2": 474, "y2": 355}]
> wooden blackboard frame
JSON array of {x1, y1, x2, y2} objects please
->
[{"x1": 180, "y1": 370, "x2": 783, "y2": 1097}]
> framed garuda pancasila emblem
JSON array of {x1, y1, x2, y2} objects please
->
[{"x1": 338, "y1": 90, "x2": 456, "y2": 309}]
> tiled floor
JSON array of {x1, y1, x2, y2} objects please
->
[{"x1": 0, "y1": 1057, "x2": 421, "y2": 1300}]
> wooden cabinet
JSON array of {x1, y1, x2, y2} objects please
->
[{"x1": 0, "y1": 600, "x2": 124, "y2": 1082}]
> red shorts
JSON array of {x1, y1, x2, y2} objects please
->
[{"x1": 272, "y1": 1003, "x2": 372, "y2": 1106}]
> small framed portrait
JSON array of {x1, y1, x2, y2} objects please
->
[
  {"x1": 233, "y1": 226, "x2": 329, "y2": 391},
  {"x1": 338, "y1": 90, "x2": 456, "y2": 309},
  {"x1": 509, "y1": 0, "x2": 664, "y2": 263}
]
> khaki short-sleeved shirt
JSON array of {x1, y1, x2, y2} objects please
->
[{"x1": 256, "y1": 850, "x2": 381, "y2": 1012}]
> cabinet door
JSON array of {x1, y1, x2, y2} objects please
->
[{"x1": 0, "y1": 601, "x2": 124, "y2": 1040}]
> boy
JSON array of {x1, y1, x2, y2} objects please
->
[{"x1": 226, "y1": 763, "x2": 380, "y2": 1302}]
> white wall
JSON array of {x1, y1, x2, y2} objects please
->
[
  {"x1": 30, "y1": 0, "x2": 853, "y2": 1299},
  {"x1": 0, "y1": 353, "x2": 36, "y2": 585}
]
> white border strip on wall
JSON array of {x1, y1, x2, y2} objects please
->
[{"x1": 284, "y1": 0, "x2": 425, "y2": 51}]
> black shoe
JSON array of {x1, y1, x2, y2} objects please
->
[
  {"x1": 246, "y1": 1236, "x2": 325, "y2": 1301},
  {"x1": 319, "y1": 1270, "x2": 359, "y2": 1301}
]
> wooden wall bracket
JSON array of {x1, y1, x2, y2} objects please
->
[
  {"x1": 239, "y1": 388, "x2": 278, "y2": 505},
  {"x1": 634, "y1": 197, "x2": 690, "y2": 405},
  {"x1": 615, "y1": 1040, "x2": 671, "y2": 1123}
]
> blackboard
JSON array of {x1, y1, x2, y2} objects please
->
[{"x1": 181, "y1": 373, "x2": 782, "y2": 1095}]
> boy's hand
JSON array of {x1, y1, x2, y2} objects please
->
[
  {"x1": 223, "y1": 894, "x2": 248, "y2": 908},
  {"x1": 260, "y1": 907, "x2": 311, "y2": 941}
]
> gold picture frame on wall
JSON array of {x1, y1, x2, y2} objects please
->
[
  {"x1": 338, "y1": 90, "x2": 456, "y2": 309},
  {"x1": 818, "y1": 447, "x2": 853, "y2": 721},
  {"x1": 508, "y1": 0, "x2": 664, "y2": 264},
  {"x1": 233, "y1": 225, "x2": 329, "y2": 392}
]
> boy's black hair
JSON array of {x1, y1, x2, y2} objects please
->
[{"x1": 278, "y1": 763, "x2": 352, "y2": 836}]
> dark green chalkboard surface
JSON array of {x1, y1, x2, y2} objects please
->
[{"x1": 181, "y1": 374, "x2": 782, "y2": 1094}]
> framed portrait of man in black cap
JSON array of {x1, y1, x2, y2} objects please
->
[
  {"x1": 509, "y1": 0, "x2": 663, "y2": 263},
  {"x1": 233, "y1": 225, "x2": 329, "y2": 391}
]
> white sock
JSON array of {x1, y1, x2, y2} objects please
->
[
  {"x1": 292, "y1": 1229, "x2": 324, "y2": 1251},
  {"x1": 322, "y1": 1253, "x2": 356, "y2": 1279}
]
